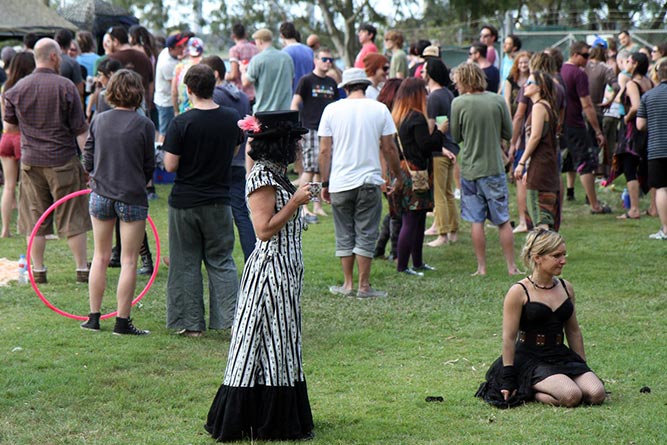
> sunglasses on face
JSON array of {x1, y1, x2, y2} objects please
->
[
  {"x1": 525, "y1": 79, "x2": 538, "y2": 86},
  {"x1": 320, "y1": 57, "x2": 334, "y2": 63},
  {"x1": 382, "y1": 65, "x2": 389, "y2": 72},
  {"x1": 578, "y1": 52, "x2": 590, "y2": 59}
]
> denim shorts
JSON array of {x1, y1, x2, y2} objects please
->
[
  {"x1": 89, "y1": 191, "x2": 148, "y2": 222},
  {"x1": 460, "y1": 174, "x2": 510, "y2": 225}
]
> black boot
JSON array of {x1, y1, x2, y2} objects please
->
[
  {"x1": 108, "y1": 246, "x2": 120, "y2": 268},
  {"x1": 80, "y1": 312, "x2": 101, "y2": 331},
  {"x1": 138, "y1": 253, "x2": 153, "y2": 275}
]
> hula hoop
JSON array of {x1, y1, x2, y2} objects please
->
[{"x1": 26, "y1": 189, "x2": 161, "y2": 320}]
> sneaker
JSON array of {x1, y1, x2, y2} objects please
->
[
  {"x1": 329, "y1": 285, "x2": 353, "y2": 297},
  {"x1": 80, "y1": 313, "x2": 101, "y2": 331},
  {"x1": 76, "y1": 269, "x2": 89, "y2": 284},
  {"x1": 400, "y1": 268, "x2": 424, "y2": 277},
  {"x1": 414, "y1": 263, "x2": 436, "y2": 271},
  {"x1": 138, "y1": 254, "x2": 154, "y2": 276},
  {"x1": 33, "y1": 268, "x2": 47, "y2": 284},
  {"x1": 648, "y1": 229, "x2": 667, "y2": 240},
  {"x1": 356, "y1": 287, "x2": 388, "y2": 298},
  {"x1": 113, "y1": 317, "x2": 150, "y2": 336},
  {"x1": 454, "y1": 188, "x2": 461, "y2": 200}
]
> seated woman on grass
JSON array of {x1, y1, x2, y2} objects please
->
[{"x1": 476, "y1": 229, "x2": 606, "y2": 408}]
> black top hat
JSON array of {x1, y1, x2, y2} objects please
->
[{"x1": 248, "y1": 110, "x2": 308, "y2": 139}]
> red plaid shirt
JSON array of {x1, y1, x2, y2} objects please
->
[
  {"x1": 3, "y1": 68, "x2": 88, "y2": 167},
  {"x1": 229, "y1": 40, "x2": 260, "y2": 100}
]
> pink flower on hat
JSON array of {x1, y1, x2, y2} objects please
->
[{"x1": 238, "y1": 115, "x2": 261, "y2": 133}]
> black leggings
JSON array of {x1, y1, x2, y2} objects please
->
[{"x1": 397, "y1": 209, "x2": 427, "y2": 271}]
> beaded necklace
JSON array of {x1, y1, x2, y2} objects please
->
[{"x1": 527, "y1": 275, "x2": 557, "y2": 290}]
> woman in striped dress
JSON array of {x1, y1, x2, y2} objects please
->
[{"x1": 205, "y1": 110, "x2": 314, "y2": 442}]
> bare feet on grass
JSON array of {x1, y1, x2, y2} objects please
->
[{"x1": 427, "y1": 236, "x2": 448, "y2": 247}]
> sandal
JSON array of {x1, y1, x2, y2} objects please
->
[
  {"x1": 617, "y1": 212, "x2": 640, "y2": 220},
  {"x1": 177, "y1": 329, "x2": 203, "y2": 337},
  {"x1": 590, "y1": 205, "x2": 612, "y2": 214}
]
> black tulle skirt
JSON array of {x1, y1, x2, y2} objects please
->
[
  {"x1": 475, "y1": 344, "x2": 592, "y2": 408},
  {"x1": 205, "y1": 382, "x2": 314, "y2": 442}
]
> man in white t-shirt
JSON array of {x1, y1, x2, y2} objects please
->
[
  {"x1": 318, "y1": 68, "x2": 402, "y2": 299},
  {"x1": 154, "y1": 33, "x2": 189, "y2": 141}
]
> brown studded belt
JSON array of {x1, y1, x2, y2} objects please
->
[{"x1": 518, "y1": 331, "x2": 563, "y2": 347}]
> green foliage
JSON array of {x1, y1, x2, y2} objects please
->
[{"x1": 1, "y1": 180, "x2": 667, "y2": 443}]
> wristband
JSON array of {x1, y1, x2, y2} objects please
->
[
  {"x1": 501, "y1": 365, "x2": 518, "y2": 393},
  {"x1": 322, "y1": 181, "x2": 329, "y2": 188},
  {"x1": 518, "y1": 162, "x2": 525, "y2": 166}
]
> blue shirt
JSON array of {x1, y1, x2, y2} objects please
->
[
  {"x1": 77, "y1": 53, "x2": 100, "y2": 78},
  {"x1": 283, "y1": 43, "x2": 314, "y2": 92},
  {"x1": 499, "y1": 54, "x2": 512, "y2": 95}
]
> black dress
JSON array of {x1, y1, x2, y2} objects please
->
[{"x1": 475, "y1": 279, "x2": 593, "y2": 408}]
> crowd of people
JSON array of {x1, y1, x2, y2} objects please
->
[{"x1": 1, "y1": 18, "x2": 667, "y2": 441}]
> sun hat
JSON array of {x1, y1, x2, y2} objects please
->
[
  {"x1": 422, "y1": 45, "x2": 440, "y2": 57},
  {"x1": 338, "y1": 67, "x2": 372, "y2": 89},
  {"x1": 238, "y1": 110, "x2": 308, "y2": 139}
]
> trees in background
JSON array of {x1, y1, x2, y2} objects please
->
[{"x1": 109, "y1": 0, "x2": 667, "y2": 65}]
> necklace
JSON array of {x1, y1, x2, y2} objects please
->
[{"x1": 527, "y1": 275, "x2": 557, "y2": 290}]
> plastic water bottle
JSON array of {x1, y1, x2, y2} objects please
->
[
  {"x1": 621, "y1": 188, "x2": 630, "y2": 209},
  {"x1": 18, "y1": 254, "x2": 28, "y2": 285}
]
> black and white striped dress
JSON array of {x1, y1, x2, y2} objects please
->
[{"x1": 205, "y1": 160, "x2": 313, "y2": 442}]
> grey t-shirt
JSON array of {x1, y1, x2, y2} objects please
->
[
  {"x1": 83, "y1": 109, "x2": 155, "y2": 206},
  {"x1": 60, "y1": 54, "x2": 84, "y2": 84},
  {"x1": 427, "y1": 87, "x2": 460, "y2": 155}
]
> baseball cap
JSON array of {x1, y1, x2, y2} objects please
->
[
  {"x1": 166, "y1": 33, "x2": 189, "y2": 48},
  {"x1": 187, "y1": 37, "x2": 204, "y2": 57}
]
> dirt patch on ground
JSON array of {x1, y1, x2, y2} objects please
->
[{"x1": 0, "y1": 258, "x2": 18, "y2": 286}]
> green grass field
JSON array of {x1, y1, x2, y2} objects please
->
[{"x1": 1, "y1": 180, "x2": 666, "y2": 444}]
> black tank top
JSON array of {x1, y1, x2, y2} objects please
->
[{"x1": 516, "y1": 278, "x2": 573, "y2": 335}]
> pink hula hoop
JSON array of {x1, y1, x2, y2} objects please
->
[{"x1": 26, "y1": 189, "x2": 161, "y2": 320}]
